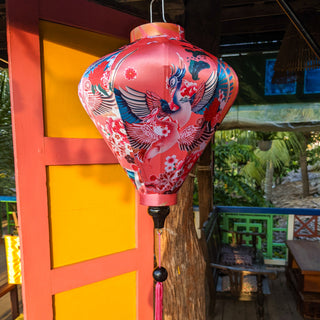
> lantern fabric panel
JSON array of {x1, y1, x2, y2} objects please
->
[{"x1": 79, "y1": 22, "x2": 238, "y2": 206}]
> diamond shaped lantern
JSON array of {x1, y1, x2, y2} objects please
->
[{"x1": 79, "y1": 22, "x2": 238, "y2": 207}]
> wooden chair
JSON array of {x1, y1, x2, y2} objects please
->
[
  {"x1": 211, "y1": 263, "x2": 277, "y2": 320},
  {"x1": 221, "y1": 229, "x2": 266, "y2": 264},
  {"x1": 204, "y1": 212, "x2": 266, "y2": 267},
  {"x1": 204, "y1": 211, "x2": 277, "y2": 320},
  {"x1": 0, "y1": 283, "x2": 20, "y2": 320}
]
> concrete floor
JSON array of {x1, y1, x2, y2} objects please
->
[{"x1": 212, "y1": 270, "x2": 304, "y2": 320}]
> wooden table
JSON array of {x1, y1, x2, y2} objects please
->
[{"x1": 286, "y1": 240, "x2": 320, "y2": 319}]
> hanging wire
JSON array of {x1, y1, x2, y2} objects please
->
[
  {"x1": 161, "y1": 0, "x2": 167, "y2": 23},
  {"x1": 150, "y1": 0, "x2": 155, "y2": 22},
  {"x1": 150, "y1": 0, "x2": 167, "y2": 23},
  {"x1": 0, "y1": 58, "x2": 8, "y2": 65}
]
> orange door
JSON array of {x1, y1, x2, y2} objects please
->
[{"x1": 7, "y1": 0, "x2": 153, "y2": 319}]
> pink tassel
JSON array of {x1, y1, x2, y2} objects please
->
[{"x1": 155, "y1": 281, "x2": 163, "y2": 320}]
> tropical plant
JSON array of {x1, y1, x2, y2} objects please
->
[
  {"x1": 0, "y1": 69, "x2": 15, "y2": 195},
  {"x1": 253, "y1": 138, "x2": 290, "y2": 201},
  {"x1": 307, "y1": 132, "x2": 320, "y2": 168},
  {"x1": 211, "y1": 129, "x2": 312, "y2": 206},
  {"x1": 283, "y1": 131, "x2": 320, "y2": 197},
  {"x1": 194, "y1": 125, "x2": 318, "y2": 207},
  {"x1": 212, "y1": 139, "x2": 269, "y2": 207}
]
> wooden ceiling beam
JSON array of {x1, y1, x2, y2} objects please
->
[
  {"x1": 93, "y1": 0, "x2": 148, "y2": 18},
  {"x1": 116, "y1": 0, "x2": 184, "y2": 4},
  {"x1": 0, "y1": 0, "x2": 316, "y2": 60},
  {"x1": 221, "y1": 30, "x2": 284, "y2": 43},
  {"x1": 116, "y1": 0, "x2": 146, "y2": 2},
  {"x1": 222, "y1": 0, "x2": 320, "y2": 22},
  {"x1": 221, "y1": 14, "x2": 288, "y2": 35},
  {"x1": 222, "y1": 0, "x2": 275, "y2": 7},
  {"x1": 108, "y1": 0, "x2": 184, "y2": 19},
  {"x1": 222, "y1": 2, "x2": 281, "y2": 21}
]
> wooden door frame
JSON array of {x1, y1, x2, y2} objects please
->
[{"x1": 6, "y1": 0, "x2": 153, "y2": 318}]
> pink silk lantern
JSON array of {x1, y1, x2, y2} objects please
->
[
  {"x1": 79, "y1": 22, "x2": 238, "y2": 208},
  {"x1": 79, "y1": 22, "x2": 238, "y2": 320}
]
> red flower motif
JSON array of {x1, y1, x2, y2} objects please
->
[
  {"x1": 131, "y1": 164, "x2": 138, "y2": 172},
  {"x1": 112, "y1": 119, "x2": 125, "y2": 134},
  {"x1": 180, "y1": 80, "x2": 197, "y2": 98},
  {"x1": 106, "y1": 118, "x2": 127, "y2": 140},
  {"x1": 88, "y1": 62, "x2": 106, "y2": 86},
  {"x1": 157, "y1": 171, "x2": 176, "y2": 191},
  {"x1": 124, "y1": 67, "x2": 137, "y2": 80},
  {"x1": 165, "y1": 155, "x2": 177, "y2": 164},
  {"x1": 149, "y1": 175, "x2": 158, "y2": 182},
  {"x1": 101, "y1": 70, "x2": 111, "y2": 90},
  {"x1": 219, "y1": 89, "x2": 225, "y2": 102}
]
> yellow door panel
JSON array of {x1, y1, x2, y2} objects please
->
[
  {"x1": 40, "y1": 20, "x2": 127, "y2": 138},
  {"x1": 48, "y1": 164, "x2": 136, "y2": 268},
  {"x1": 54, "y1": 272, "x2": 136, "y2": 319}
]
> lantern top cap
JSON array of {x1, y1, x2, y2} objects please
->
[{"x1": 130, "y1": 22, "x2": 185, "y2": 42}]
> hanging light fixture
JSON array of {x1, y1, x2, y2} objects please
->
[{"x1": 78, "y1": 1, "x2": 238, "y2": 318}]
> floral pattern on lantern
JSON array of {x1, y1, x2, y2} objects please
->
[{"x1": 79, "y1": 22, "x2": 238, "y2": 206}]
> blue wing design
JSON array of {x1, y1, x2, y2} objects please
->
[
  {"x1": 114, "y1": 87, "x2": 144, "y2": 124},
  {"x1": 192, "y1": 71, "x2": 218, "y2": 114},
  {"x1": 114, "y1": 86, "x2": 169, "y2": 124},
  {"x1": 91, "y1": 87, "x2": 117, "y2": 116},
  {"x1": 213, "y1": 60, "x2": 236, "y2": 110}
]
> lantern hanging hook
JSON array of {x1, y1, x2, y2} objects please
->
[{"x1": 150, "y1": 0, "x2": 167, "y2": 23}]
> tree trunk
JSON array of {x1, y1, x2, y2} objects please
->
[
  {"x1": 264, "y1": 160, "x2": 274, "y2": 202},
  {"x1": 300, "y1": 133, "x2": 310, "y2": 197},
  {"x1": 160, "y1": 174, "x2": 209, "y2": 320},
  {"x1": 158, "y1": 2, "x2": 221, "y2": 319}
]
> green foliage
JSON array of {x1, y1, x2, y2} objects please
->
[
  {"x1": 0, "y1": 69, "x2": 15, "y2": 195},
  {"x1": 254, "y1": 139, "x2": 290, "y2": 169},
  {"x1": 195, "y1": 121, "x2": 318, "y2": 207},
  {"x1": 241, "y1": 160, "x2": 265, "y2": 186},
  {"x1": 306, "y1": 132, "x2": 320, "y2": 167},
  {"x1": 213, "y1": 140, "x2": 269, "y2": 207},
  {"x1": 210, "y1": 128, "x2": 318, "y2": 207},
  {"x1": 275, "y1": 131, "x2": 320, "y2": 174}
]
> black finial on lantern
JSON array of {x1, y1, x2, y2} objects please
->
[
  {"x1": 153, "y1": 266, "x2": 168, "y2": 282},
  {"x1": 148, "y1": 206, "x2": 170, "y2": 229}
]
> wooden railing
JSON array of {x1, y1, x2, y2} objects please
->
[
  {"x1": 211, "y1": 206, "x2": 320, "y2": 265},
  {"x1": 0, "y1": 283, "x2": 20, "y2": 319},
  {"x1": 0, "y1": 196, "x2": 17, "y2": 236}
]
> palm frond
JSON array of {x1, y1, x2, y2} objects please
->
[{"x1": 254, "y1": 139, "x2": 290, "y2": 169}]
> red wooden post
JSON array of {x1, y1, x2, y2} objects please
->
[{"x1": 7, "y1": 0, "x2": 153, "y2": 319}]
